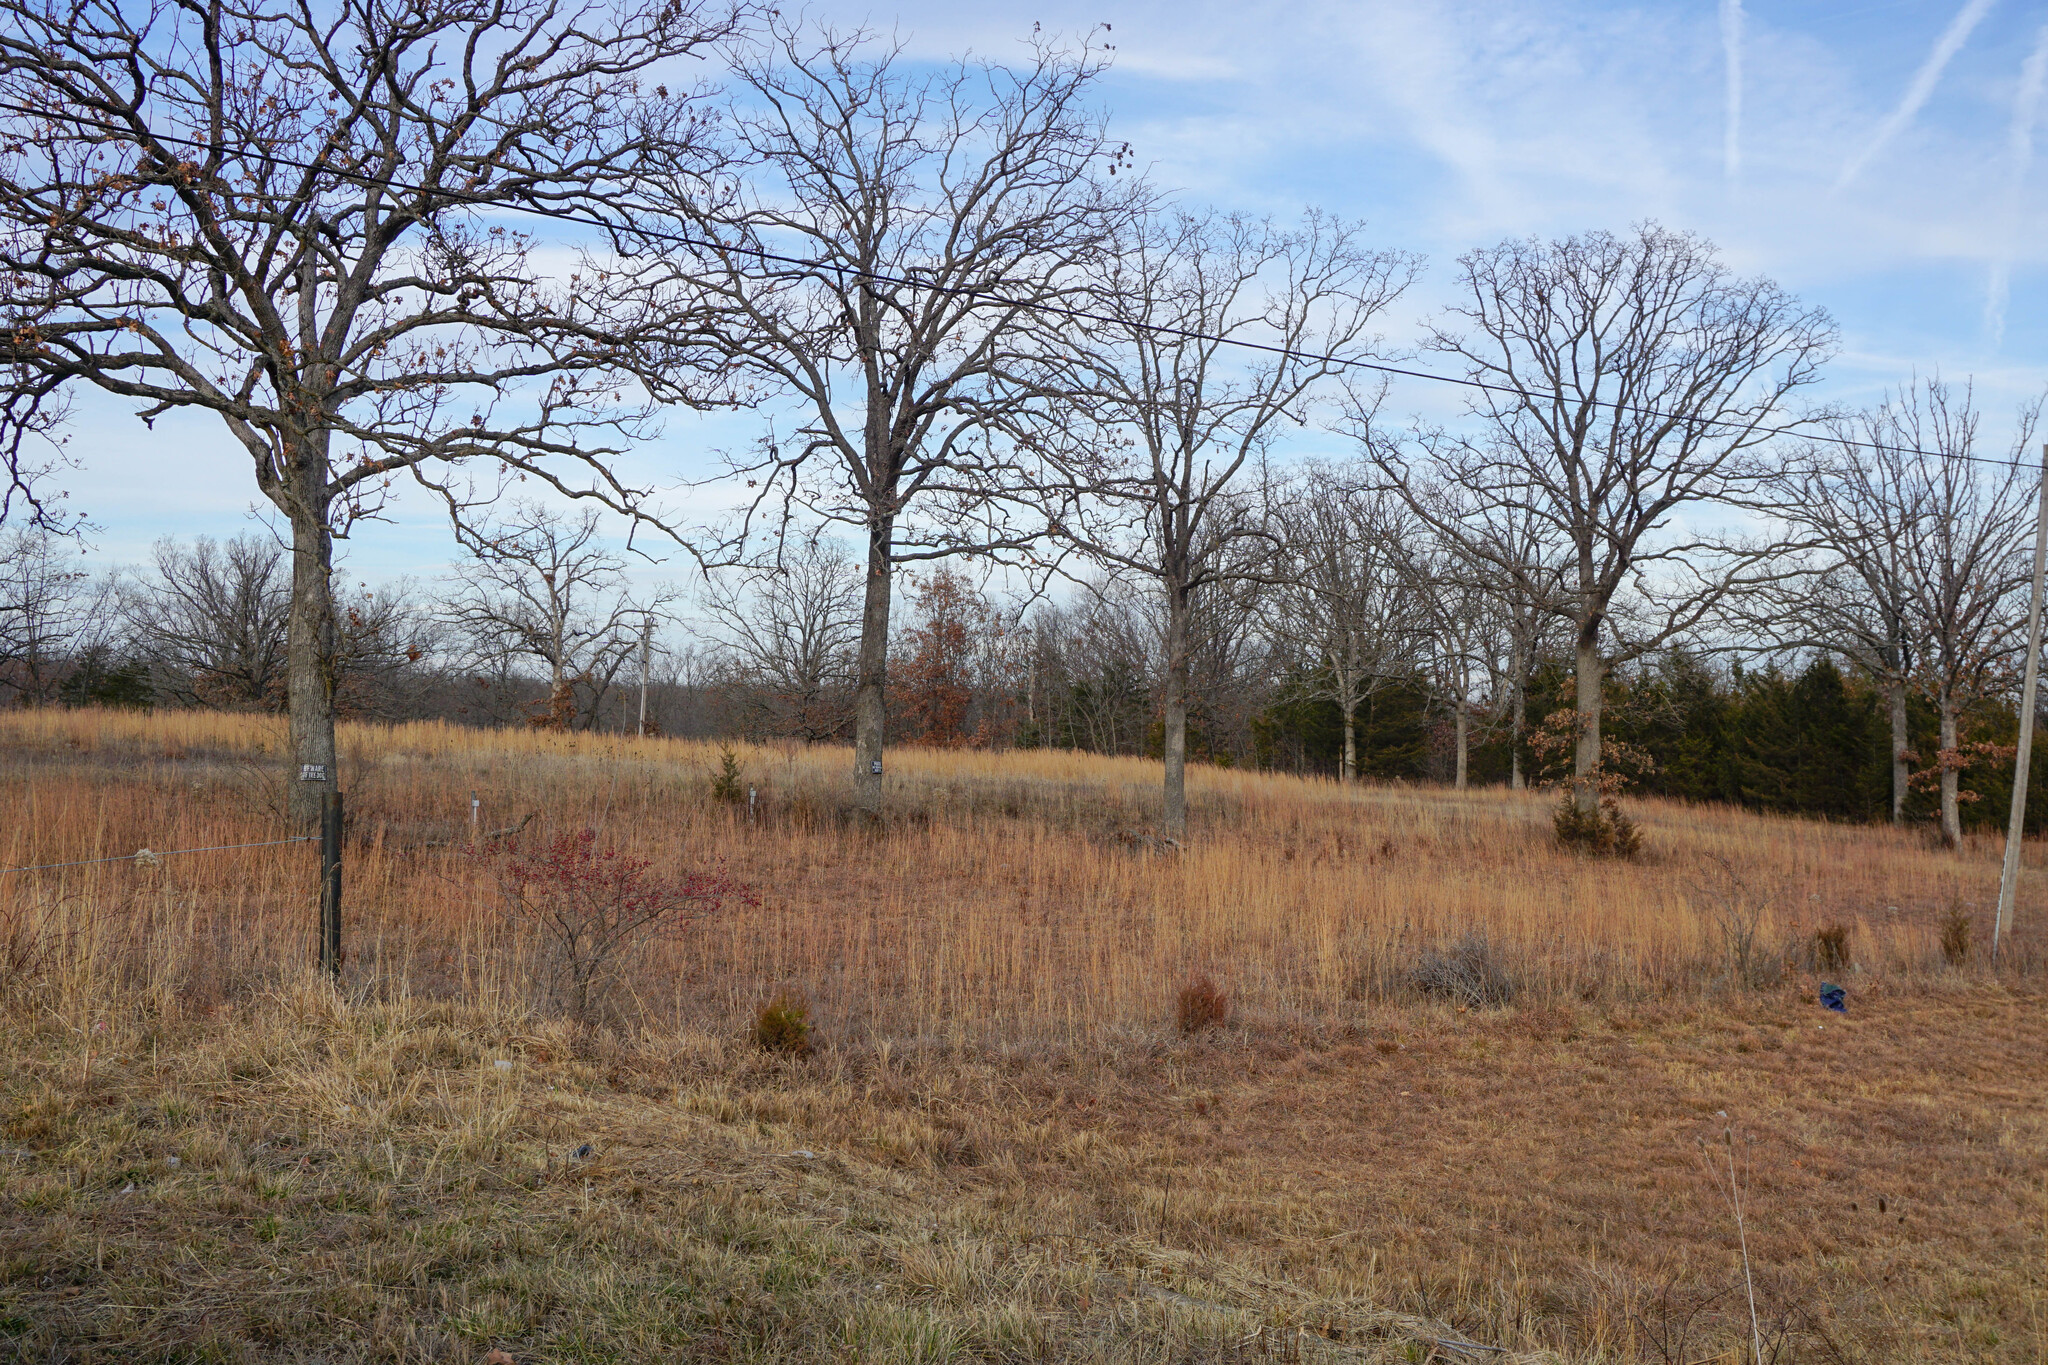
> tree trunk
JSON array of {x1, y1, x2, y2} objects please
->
[
  {"x1": 1340, "y1": 694, "x2": 1357, "y2": 785},
  {"x1": 1888, "y1": 676, "x2": 1910, "y2": 827},
  {"x1": 545, "y1": 615, "x2": 573, "y2": 730},
  {"x1": 284, "y1": 496, "x2": 338, "y2": 829},
  {"x1": 1510, "y1": 676, "x2": 1527, "y2": 791},
  {"x1": 1938, "y1": 689, "x2": 1961, "y2": 847},
  {"x1": 1162, "y1": 581, "x2": 1190, "y2": 842},
  {"x1": 852, "y1": 513, "x2": 895, "y2": 818},
  {"x1": 1572, "y1": 621, "x2": 1605, "y2": 816},
  {"x1": 1454, "y1": 695, "x2": 1469, "y2": 791}
]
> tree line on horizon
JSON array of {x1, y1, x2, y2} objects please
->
[{"x1": 9, "y1": 501, "x2": 2048, "y2": 840}]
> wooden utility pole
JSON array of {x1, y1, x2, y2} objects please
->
[
  {"x1": 1994, "y1": 442, "x2": 2048, "y2": 961},
  {"x1": 637, "y1": 613, "x2": 653, "y2": 737}
]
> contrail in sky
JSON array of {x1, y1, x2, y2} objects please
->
[
  {"x1": 1987, "y1": 20, "x2": 2048, "y2": 347},
  {"x1": 1836, "y1": 0, "x2": 1997, "y2": 189},
  {"x1": 1720, "y1": 0, "x2": 1744, "y2": 180}
]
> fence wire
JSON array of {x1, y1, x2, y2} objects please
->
[{"x1": 0, "y1": 837, "x2": 316, "y2": 877}]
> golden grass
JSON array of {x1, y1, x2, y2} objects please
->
[
  {"x1": 0, "y1": 706, "x2": 2035, "y2": 1038},
  {"x1": 2, "y1": 708, "x2": 2045, "y2": 1362}
]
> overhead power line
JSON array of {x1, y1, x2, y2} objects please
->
[{"x1": 2, "y1": 101, "x2": 2040, "y2": 474}]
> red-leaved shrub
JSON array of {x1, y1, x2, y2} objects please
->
[{"x1": 482, "y1": 829, "x2": 753, "y2": 1021}]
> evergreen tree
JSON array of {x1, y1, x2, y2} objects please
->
[{"x1": 57, "y1": 646, "x2": 153, "y2": 711}]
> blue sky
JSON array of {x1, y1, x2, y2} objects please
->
[{"x1": 54, "y1": 0, "x2": 2048, "y2": 583}]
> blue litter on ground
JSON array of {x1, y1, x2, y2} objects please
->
[{"x1": 1818, "y1": 983, "x2": 1847, "y2": 1013}]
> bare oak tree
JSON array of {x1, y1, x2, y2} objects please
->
[
  {"x1": 1767, "y1": 381, "x2": 2041, "y2": 840},
  {"x1": 444, "y1": 502, "x2": 667, "y2": 731},
  {"x1": 127, "y1": 532, "x2": 435, "y2": 714},
  {"x1": 1266, "y1": 465, "x2": 1421, "y2": 784},
  {"x1": 0, "y1": 0, "x2": 739, "y2": 819},
  {"x1": 1443, "y1": 492, "x2": 1565, "y2": 790},
  {"x1": 0, "y1": 523, "x2": 111, "y2": 704},
  {"x1": 1886, "y1": 382, "x2": 2036, "y2": 843},
  {"x1": 626, "y1": 19, "x2": 1136, "y2": 814},
  {"x1": 124, "y1": 533, "x2": 291, "y2": 708},
  {"x1": 1042, "y1": 209, "x2": 1414, "y2": 839},
  {"x1": 698, "y1": 535, "x2": 861, "y2": 742},
  {"x1": 1368, "y1": 225, "x2": 1834, "y2": 818},
  {"x1": 1407, "y1": 541, "x2": 1508, "y2": 791}
]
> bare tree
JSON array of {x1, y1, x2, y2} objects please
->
[
  {"x1": 332, "y1": 577, "x2": 440, "y2": 719},
  {"x1": 1023, "y1": 583, "x2": 1155, "y2": 755},
  {"x1": 0, "y1": 524, "x2": 111, "y2": 704},
  {"x1": 698, "y1": 536, "x2": 861, "y2": 742},
  {"x1": 1179, "y1": 569, "x2": 1278, "y2": 771},
  {"x1": 444, "y1": 503, "x2": 667, "y2": 731},
  {"x1": 1368, "y1": 225, "x2": 1835, "y2": 819},
  {"x1": 1041, "y1": 208, "x2": 1414, "y2": 839},
  {"x1": 1773, "y1": 381, "x2": 2041, "y2": 840},
  {"x1": 1888, "y1": 382, "x2": 2038, "y2": 844},
  {"x1": 1401, "y1": 483, "x2": 1567, "y2": 791},
  {"x1": 124, "y1": 534, "x2": 292, "y2": 708},
  {"x1": 1763, "y1": 409, "x2": 1929, "y2": 826},
  {"x1": 1408, "y1": 544, "x2": 1508, "y2": 791},
  {"x1": 625, "y1": 19, "x2": 1138, "y2": 814},
  {"x1": 1266, "y1": 467, "x2": 1421, "y2": 784},
  {"x1": 1434, "y1": 492, "x2": 1566, "y2": 790},
  {"x1": 0, "y1": 0, "x2": 740, "y2": 819},
  {"x1": 126, "y1": 532, "x2": 431, "y2": 713}
]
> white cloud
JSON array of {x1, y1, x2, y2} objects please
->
[
  {"x1": 1721, "y1": 0, "x2": 1744, "y2": 181},
  {"x1": 1835, "y1": 0, "x2": 1998, "y2": 189},
  {"x1": 1986, "y1": 20, "x2": 2048, "y2": 347}
]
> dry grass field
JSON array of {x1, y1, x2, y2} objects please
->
[{"x1": 1, "y1": 709, "x2": 2043, "y2": 1363}]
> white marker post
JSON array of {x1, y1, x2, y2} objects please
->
[
  {"x1": 637, "y1": 613, "x2": 653, "y2": 737},
  {"x1": 1994, "y1": 442, "x2": 2048, "y2": 962}
]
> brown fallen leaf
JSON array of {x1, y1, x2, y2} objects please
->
[{"x1": 484, "y1": 1352, "x2": 515, "y2": 1365}]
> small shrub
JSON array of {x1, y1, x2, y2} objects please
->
[
  {"x1": 1812, "y1": 922, "x2": 1851, "y2": 973},
  {"x1": 480, "y1": 828, "x2": 754, "y2": 1023},
  {"x1": 1176, "y1": 975, "x2": 1230, "y2": 1033},
  {"x1": 1939, "y1": 905, "x2": 1972, "y2": 967},
  {"x1": 1693, "y1": 857, "x2": 1779, "y2": 990},
  {"x1": 710, "y1": 748, "x2": 746, "y2": 804},
  {"x1": 1411, "y1": 933, "x2": 1516, "y2": 1008},
  {"x1": 1553, "y1": 793, "x2": 1643, "y2": 858},
  {"x1": 754, "y1": 992, "x2": 813, "y2": 1056}
]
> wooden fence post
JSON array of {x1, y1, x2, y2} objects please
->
[{"x1": 320, "y1": 790, "x2": 343, "y2": 979}]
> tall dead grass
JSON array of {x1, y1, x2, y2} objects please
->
[{"x1": 1, "y1": 707, "x2": 2037, "y2": 1041}]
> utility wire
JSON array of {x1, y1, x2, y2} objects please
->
[
  {"x1": 0, "y1": 836, "x2": 315, "y2": 876},
  {"x1": 2, "y1": 101, "x2": 2040, "y2": 474}
]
